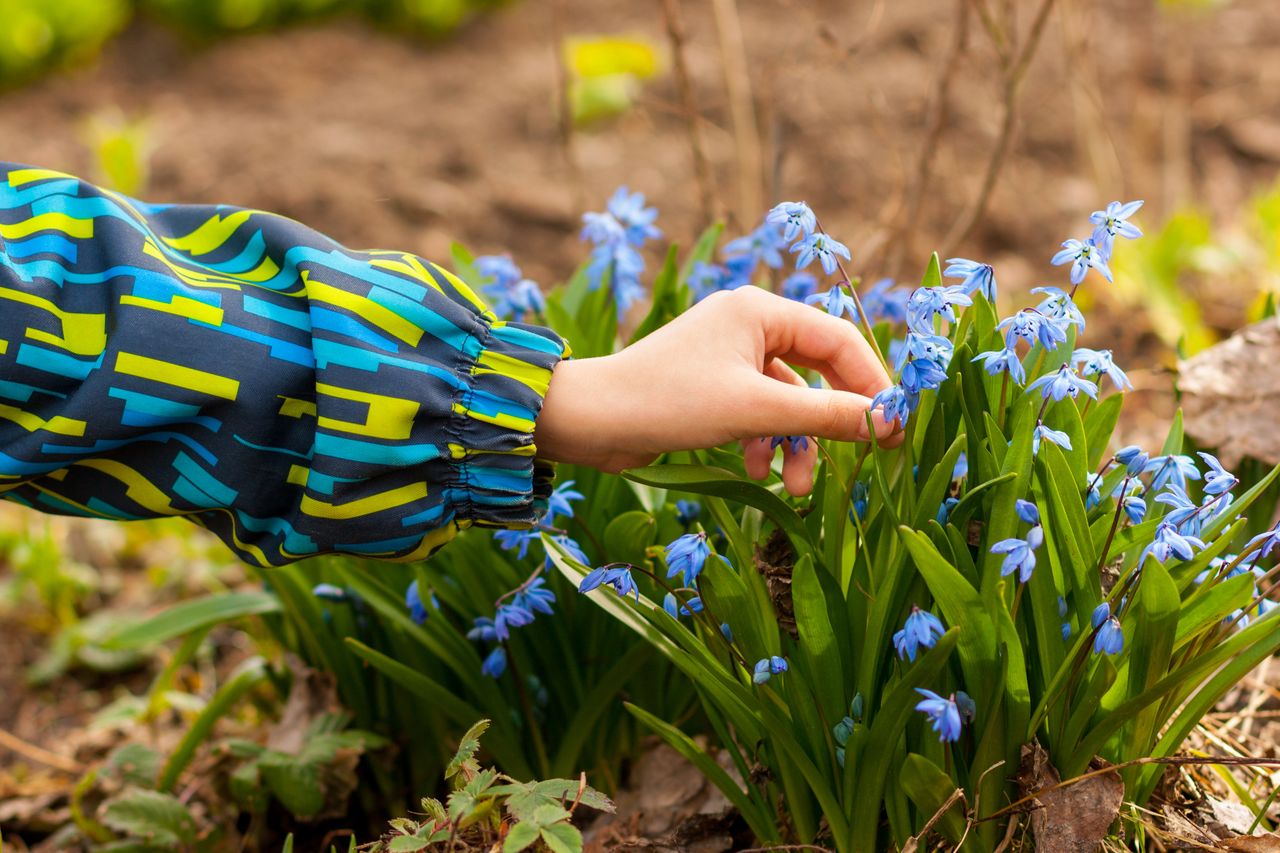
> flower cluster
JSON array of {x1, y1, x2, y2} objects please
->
[
  {"x1": 581, "y1": 187, "x2": 662, "y2": 316},
  {"x1": 474, "y1": 254, "x2": 546, "y2": 319}
]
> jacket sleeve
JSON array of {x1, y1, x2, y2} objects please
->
[{"x1": 0, "y1": 163, "x2": 568, "y2": 567}]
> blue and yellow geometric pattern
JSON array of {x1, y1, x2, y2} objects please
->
[{"x1": 0, "y1": 162, "x2": 567, "y2": 567}]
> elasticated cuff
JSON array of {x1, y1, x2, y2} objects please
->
[{"x1": 444, "y1": 315, "x2": 568, "y2": 531}]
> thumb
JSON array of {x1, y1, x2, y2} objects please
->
[{"x1": 749, "y1": 378, "x2": 903, "y2": 446}]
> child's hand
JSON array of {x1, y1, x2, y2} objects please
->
[{"x1": 534, "y1": 287, "x2": 902, "y2": 496}]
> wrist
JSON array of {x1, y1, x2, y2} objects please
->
[{"x1": 534, "y1": 357, "x2": 610, "y2": 468}]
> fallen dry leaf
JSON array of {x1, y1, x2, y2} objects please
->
[
  {"x1": 1221, "y1": 834, "x2": 1280, "y2": 852},
  {"x1": 1020, "y1": 743, "x2": 1124, "y2": 853},
  {"x1": 1179, "y1": 318, "x2": 1280, "y2": 467}
]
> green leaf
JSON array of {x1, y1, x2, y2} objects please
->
[
  {"x1": 631, "y1": 244, "x2": 686, "y2": 343},
  {"x1": 623, "y1": 463, "x2": 814, "y2": 554},
  {"x1": 101, "y1": 790, "x2": 197, "y2": 846},
  {"x1": 900, "y1": 754, "x2": 965, "y2": 842},
  {"x1": 446, "y1": 719, "x2": 491, "y2": 782},
  {"x1": 388, "y1": 836, "x2": 430, "y2": 853},
  {"x1": 260, "y1": 757, "x2": 325, "y2": 818},
  {"x1": 602, "y1": 510, "x2": 657, "y2": 565},
  {"x1": 502, "y1": 821, "x2": 541, "y2": 853},
  {"x1": 792, "y1": 555, "x2": 848, "y2": 723},
  {"x1": 1082, "y1": 393, "x2": 1123, "y2": 469},
  {"x1": 106, "y1": 592, "x2": 280, "y2": 649},
  {"x1": 540, "y1": 822, "x2": 584, "y2": 853},
  {"x1": 344, "y1": 640, "x2": 488, "y2": 734}
]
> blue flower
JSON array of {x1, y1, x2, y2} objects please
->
[
  {"x1": 915, "y1": 689, "x2": 965, "y2": 742},
  {"x1": 475, "y1": 254, "x2": 523, "y2": 289},
  {"x1": 943, "y1": 258, "x2": 996, "y2": 300},
  {"x1": 1051, "y1": 237, "x2": 1113, "y2": 285},
  {"x1": 1154, "y1": 484, "x2": 1200, "y2": 530},
  {"x1": 663, "y1": 593, "x2": 703, "y2": 618},
  {"x1": 1141, "y1": 521, "x2": 1206, "y2": 565},
  {"x1": 723, "y1": 220, "x2": 788, "y2": 272},
  {"x1": 751, "y1": 656, "x2": 788, "y2": 684},
  {"x1": 481, "y1": 646, "x2": 508, "y2": 678},
  {"x1": 720, "y1": 622, "x2": 734, "y2": 642},
  {"x1": 477, "y1": 255, "x2": 547, "y2": 318},
  {"x1": 770, "y1": 435, "x2": 810, "y2": 454},
  {"x1": 1243, "y1": 522, "x2": 1280, "y2": 563},
  {"x1": 1072, "y1": 348, "x2": 1131, "y2": 392},
  {"x1": 548, "y1": 533, "x2": 589, "y2": 568},
  {"x1": 997, "y1": 310, "x2": 1066, "y2": 351},
  {"x1": 1033, "y1": 424, "x2": 1072, "y2": 455},
  {"x1": 1029, "y1": 364, "x2": 1098, "y2": 402},
  {"x1": 675, "y1": 499, "x2": 701, "y2": 527},
  {"x1": 1143, "y1": 454, "x2": 1201, "y2": 491},
  {"x1": 1198, "y1": 452, "x2": 1237, "y2": 496},
  {"x1": 1031, "y1": 287, "x2": 1086, "y2": 333},
  {"x1": 1089, "y1": 199, "x2": 1143, "y2": 257},
  {"x1": 1085, "y1": 474, "x2": 1102, "y2": 510},
  {"x1": 791, "y1": 232, "x2": 852, "y2": 275},
  {"x1": 862, "y1": 278, "x2": 911, "y2": 324},
  {"x1": 1015, "y1": 499, "x2": 1041, "y2": 525},
  {"x1": 584, "y1": 241, "x2": 647, "y2": 317},
  {"x1": 937, "y1": 496, "x2": 959, "y2": 524},
  {"x1": 468, "y1": 617, "x2": 499, "y2": 643},
  {"x1": 765, "y1": 201, "x2": 817, "y2": 242},
  {"x1": 493, "y1": 603, "x2": 535, "y2": 640},
  {"x1": 606, "y1": 186, "x2": 662, "y2": 246},
  {"x1": 546, "y1": 480, "x2": 585, "y2": 524},
  {"x1": 405, "y1": 580, "x2": 439, "y2": 625},
  {"x1": 688, "y1": 261, "x2": 730, "y2": 302},
  {"x1": 953, "y1": 453, "x2": 968, "y2": 480},
  {"x1": 313, "y1": 583, "x2": 349, "y2": 603},
  {"x1": 494, "y1": 528, "x2": 541, "y2": 560},
  {"x1": 512, "y1": 577, "x2": 557, "y2": 617},
  {"x1": 1122, "y1": 493, "x2": 1147, "y2": 524},
  {"x1": 893, "y1": 605, "x2": 946, "y2": 662},
  {"x1": 1091, "y1": 601, "x2": 1111, "y2": 629},
  {"x1": 578, "y1": 565, "x2": 640, "y2": 601},
  {"x1": 972, "y1": 347, "x2": 1027, "y2": 385},
  {"x1": 833, "y1": 716, "x2": 854, "y2": 746},
  {"x1": 906, "y1": 285, "x2": 972, "y2": 334},
  {"x1": 991, "y1": 525, "x2": 1043, "y2": 583},
  {"x1": 1093, "y1": 614, "x2": 1124, "y2": 656},
  {"x1": 871, "y1": 384, "x2": 916, "y2": 428},
  {"x1": 805, "y1": 286, "x2": 860, "y2": 321},
  {"x1": 900, "y1": 356, "x2": 948, "y2": 395},
  {"x1": 782, "y1": 271, "x2": 819, "y2": 302},
  {"x1": 1115, "y1": 445, "x2": 1149, "y2": 476},
  {"x1": 851, "y1": 480, "x2": 869, "y2": 521},
  {"x1": 665, "y1": 532, "x2": 713, "y2": 587}
]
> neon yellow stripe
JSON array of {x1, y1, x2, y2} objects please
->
[
  {"x1": 278, "y1": 396, "x2": 317, "y2": 418},
  {"x1": 445, "y1": 441, "x2": 536, "y2": 459},
  {"x1": 287, "y1": 464, "x2": 309, "y2": 486},
  {"x1": 428, "y1": 261, "x2": 488, "y2": 312},
  {"x1": 0, "y1": 212, "x2": 94, "y2": 241},
  {"x1": 395, "y1": 522, "x2": 460, "y2": 560},
  {"x1": 302, "y1": 272, "x2": 424, "y2": 346},
  {"x1": 116, "y1": 352, "x2": 240, "y2": 400},
  {"x1": 0, "y1": 403, "x2": 86, "y2": 436},
  {"x1": 7, "y1": 168, "x2": 77, "y2": 187},
  {"x1": 67, "y1": 459, "x2": 174, "y2": 514},
  {"x1": 474, "y1": 350, "x2": 553, "y2": 395},
  {"x1": 370, "y1": 255, "x2": 445, "y2": 295},
  {"x1": 316, "y1": 383, "x2": 419, "y2": 440},
  {"x1": 119, "y1": 294, "x2": 225, "y2": 326},
  {"x1": 163, "y1": 211, "x2": 253, "y2": 255},
  {"x1": 451, "y1": 402, "x2": 534, "y2": 433},
  {"x1": 0, "y1": 285, "x2": 108, "y2": 356},
  {"x1": 0, "y1": 339, "x2": 7, "y2": 354},
  {"x1": 299, "y1": 481, "x2": 428, "y2": 520}
]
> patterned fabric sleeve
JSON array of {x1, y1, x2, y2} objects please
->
[{"x1": 0, "y1": 163, "x2": 568, "y2": 567}]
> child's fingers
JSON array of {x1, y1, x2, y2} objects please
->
[
  {"x1": 743, "y1": 437, "x2": 774, "y2": 480},
  {"x1": 780, "y1": 437, "x2": 818, "y2": 496}
]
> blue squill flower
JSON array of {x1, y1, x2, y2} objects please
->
[
  {"x1": 906, "y1": 285, "x2": 972, "y2": 334},
  {"x1": 782, "y1": 271, "x2": 819, "y2": 302},
  {"x1": 481, "y1": 646, "x2": 507, "y2": 678},
  {"x1": 1122, "y1": 493, "x2": 1147, "y2": 524},
  {"x1": 937, "y1": 496, "x2": 959, "y2": 524},
  {"x1": 663, "y1": 593, "x2": 702, "y2": 618},
  {"x1": 1015, "y1": 499, "x2": 1040, "y2": 525},
  {"x1": 1141, "y1": 521, "x2": 1206, "y2": 565},
  {"x1": 1033, "y1": 424, "x2": 1072, "y2": 455},
  {"x1": 871, "y1": 384, "x2": 915, "y2": 428},
  {"x1": 675, "y1": 499, "x2": 701, "y2": 527},
  {"x1": 688, "y1": 261, "x2": 729, "y2": 302},
  {"x1": 1089, "y1": 200, "x2": 1143, "y2": 257},
  {"x1": 405, "y1": 579, "x2": 439, "y2": 625},
  {"x1": 862, "y1": 278, "x2": 911, "y2": 324},
  {"x1": 475, "y1": 254, "x2": 523, "y2": 289},
  {"x1": 805, "y1": 286, "x2": 860, "y2": 321},
  {"x1": 893, "y1": 605, "x2": 945, "y2": 662},
  {"x1": 547, "y1": 480, "x2": 585, "y2": 523},
  {"x1": 915, "y1": 689, "x2": 965, "y2": 742},
  {"x1": 1154, "y1": 484, "x2": 1200, "y2": 529},
  {"x1": 1115, "y1": 445, "x2": 1149, "y2": 476},
  {"x1": 1031, "y1": 286, "x2": 1086, "y2": 333},
  {"x1": 943, "y1": 258, "x2": 996, "y2": 300},
  {"x1": 468, "y1": 617, "x2": 499, "y2": 643},
  {"x1": 1085, "y1": 474, "x2": 1102, "y2": 510},
  {"x1": 723, "y1": 220, "x2": 787, "y2": 271},
  {"x1": 1243, "y1": 521, "x2": 1280, "y2": 563},
  {"x1": 1052, "y1": 237, "x2": 1113, "y2": 284},
  {"x1": 493, "y1": 603, "x2": 535, "y2": 640},
  {"x1": 512, "y1": 577, "x2": 557, "y2": 617},
  {"x1": 578, "y1": 565, "x2": 640, "y2": 601},
  {"x1": 1143, "y1": 454, "x2": 1201, "y2": 491},
  {"x1": 1198, "y1": 452, "x2": 1237, "y2": 496},
  {"x1": 494, "y1": 528, "x2": 541, "y2": 560},
  {"x1": 1029, "y1": 364, "x2": 1098, "y2": 402},
  {"x1": 1072, "y1": 348, "x2": 1131, "y2": 392},
  {"x1": 900, "y1": 357, "x2": 948, "y2": 395},
  {"x1": 766, "y1": 201, "x2": 817, "y2": 242},
  {"x1": 991, "y1": 525, "x2": 1043, "y2": 583},
  {"x1": 897, "y1": 332, "x2": 954, "y2": 370},
  {"x1": 770, "y1": 435, "x2": 810, "y2": 454},
  {"x1": 606, "y1": 186, "x2": 662, "y2": 246},
  {"x1": 791, "y1": 232, "x2": 851, "y2": 275},
  {"x1": 972, "y1": 348, "x2": 1027, "y2": 385},
  {"x1": 665, "y1": 533, "x2": 713, "y2": 587},
  {"x1": 1092, "y1": 608, "x2": 1124, "y2": 656},
  {"x1": 752, "y1": 656, "x2": 789, "y2": 684}
]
